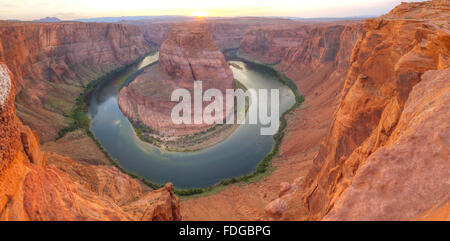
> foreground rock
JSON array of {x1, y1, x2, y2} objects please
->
[
  {"x1": 324, "y1": 68, "x2": 450, "y2": 220},
  {"x1": 261, "y1": 0, "x2": 449, "y2": 221},
  {"x1": 0, "y1": 63, "x2": 180, "y2": 220},
  {"x1": 119, "y1": 24, "x2": 234, "y2": 138}
]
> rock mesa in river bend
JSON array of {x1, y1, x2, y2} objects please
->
[{"x1": 119, "y1": 24, "x2": 234, "y2": 137}]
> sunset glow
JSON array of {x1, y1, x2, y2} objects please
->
[
  {"x1": 193, "y1": 11, "x2": 209, "y2": 18},
  {"x1": 0, "y1": 0, "x2": 425, "y2": 21}
]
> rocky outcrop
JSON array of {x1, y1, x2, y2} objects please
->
[
  {"x1": 324, "y1": 68, "x2": 450, "y2": 220},
  {"x1": 301, "y1": 0, "x2": 450, "y2": 220},
  {"x1": 119, "y1": 24, "x2": 234, "y2": 137},
  {"x1": 0, "y1": 63, "x2": 181, "y2": 221},
  {"x1": 264, "y1": 177, "x2": 304, "y2": 219},
  {"x1": 0, "y1": 22, "x2": 153, "y2": 141},
  {"x1": 122, "y1": 183, "x2": 181, "y2": 221}
]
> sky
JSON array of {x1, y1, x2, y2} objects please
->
[{"x1": 0, "y1": 0, "x2": 426, "y2": 21}]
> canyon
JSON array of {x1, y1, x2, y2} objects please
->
[
  {"x1": 0, "y1": 21, "x2": 154, "y2": 142},
  {"x1": 0, "y1": 0, "x2": 448, "y2": 221},
  {"x1": 0, "y1": 62, "x2": 180, "y2": 220},
  {"x1": 118, "y1": 24, "x2": 234, "y2": 140},
  {"x1": 182, "y1": 0, "x2": 449, "y2": 220}
]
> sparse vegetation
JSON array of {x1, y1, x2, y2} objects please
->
[
  {"x1": 55, "y1": 53, "x2": 166, "y2": 190},
  {"x1": 229, "y1": 62, "x2": 243, "y2": 70}
]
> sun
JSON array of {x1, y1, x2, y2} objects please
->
[{"x1": 192, "y1": 11, "x2": 208, "y2": 18}]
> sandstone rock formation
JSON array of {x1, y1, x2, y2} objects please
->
[
  {"x1": 119, "y1": 24, "x2": 234, "y2": 137},
  {"x1": 301, "y1": 0, "x2": 449, "y2": 220},
  {"x1": 0, "y1": 62, "x2": 180, "y2": 221},
  {"x1": 0, "y1": 22, "x2": 153, "y2": 141},
  {"x1": 253, "y1": 0, "x2": 450, "y2": 221},
  {"x1": 324, "y1": 68, "x2": 450, "y2": 220},
  {"x1": 239, "y1": 24, "x2": 311, "y2": 65}
]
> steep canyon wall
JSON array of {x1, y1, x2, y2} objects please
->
[
  {"x1": 0, "y1": 22, "x2": 181, "y2": 220},
  {"x1": 302, "y1": 1, "x2": 450, "y2": 220},
  {"x1": 237, "y1": 0, "x2": 449, "y2": 220},
  {"x1": 0, "y1": 22, "x2": 153, "y2": 141}
]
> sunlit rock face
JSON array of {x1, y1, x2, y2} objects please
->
[
  {"x1": 236, "y1": 0, "x2": 450, "y2": 221},
  {"x1": 300, "y1": 0, "x2": 450, "y2": 220},
  {"x1": 324, "y1": 68, "x2": 450, "y2": 221},
  {"x1": 0, "y1": 61, "x2": 181, "y2": 220},
  {"x1": 0, "y1": 22, "x2": 153, "y2": 141},
  {"x1": 119, "y1": 24, "x2": 234, "y2": 137}
]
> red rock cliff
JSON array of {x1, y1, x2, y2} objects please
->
[
  {"x1": 301, "y1": 0, "x2": 450, "y2": 220},
  {"x1": 235, "y1": 0, "x2": 449, "y2": 221},
  {"x1": 0, "y1": 22, "x2": 153, "y2": 141},
  {"x1": 238, "y1": 21, "x2": 363, "y2": 168},
  {"x1": 0, "y1": 63, "x2": 181, "y2": 220}
]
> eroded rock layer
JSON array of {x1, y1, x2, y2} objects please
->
[
  {"x1": 119, "y1": 24, "x2": 234, "y2": 137},
  {"x1": 324, "y1": 68, "x2": 450, "y2": 220},
  {"x1": 0, "y1": 63, "x2": 181, "y2": 221},
  {"x1": 0, "y1": 22, "x2": 153, "y2": 141},
  {"x1": 255, "y1": 0, "x2": 450, "y2": 221}
]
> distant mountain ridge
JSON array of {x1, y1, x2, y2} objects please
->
[{"x1": 32, "y1": 17, "x2": 61, "y2": 22}]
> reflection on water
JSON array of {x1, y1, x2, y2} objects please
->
[
  {"x1": 137, "y1": 52, "x2": 159, "y2": 69},
  {"x1": 87, "y1": 53, "x2": 295, "y2": 188}
]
